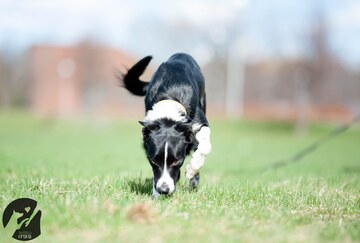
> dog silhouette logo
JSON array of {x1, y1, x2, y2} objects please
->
[{"x1": 2, "y1": 198, "x2": 42, "y2": 241}]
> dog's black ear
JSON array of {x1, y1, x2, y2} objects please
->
[
  {"x1": 140, "y1": 121, "x2": 160, "y2": 137},
  {"x1": 175, "y1": 122, "x2": 192, "y2": 133},
  {"x1": 146, "y1": 122, "x2": 160, "y2": 132},
  {"x1": 175, "y1": 122, "x2": 193, "y2": 143}
]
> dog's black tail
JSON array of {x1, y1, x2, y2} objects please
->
[{"x1": 119, "y1": 56, "x2": 152, "y2": 96}]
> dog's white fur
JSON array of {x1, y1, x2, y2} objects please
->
[
  {"x1": 144, "y1": 100, "x2": 187, "y2": 123},
  {"x1": 155, "y1": 142, "x2": 175, "y2": 194},
  {"x1": 185, "y1": 126, "x2": 211, "y2": 179},
  {"x1": 152, "y1": 182, "x2": 160, "y2": 198}
]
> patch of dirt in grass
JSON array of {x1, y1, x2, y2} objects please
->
[{"x1": 126, "y1": 202, "x2": 157, "y2": 224}]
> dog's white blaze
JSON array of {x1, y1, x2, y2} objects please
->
[
  {"x1": 144, "y1": 100, "x2": 187, "y2": 122},
  {"x1": 156, "y1": 142, "x2": 175, "y2": 194},
  {"x1": 186, "y1": 126, "x2": 211, "y2": 180}
]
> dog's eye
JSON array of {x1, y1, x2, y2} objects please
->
[
  {"x1": 150, "y1": 160, "x2": 159, "y2": 166},
  {"x1": 170, "y1": 160, "x2": 181, "y2": 167}
]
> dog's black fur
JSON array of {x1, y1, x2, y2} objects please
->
[{"x1": 121, "y1": 53, "x2": 209, "y2": 196}]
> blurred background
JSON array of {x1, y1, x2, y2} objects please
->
[{"x1": 0, "y1": 0, "x2": 359, "y2": 130}]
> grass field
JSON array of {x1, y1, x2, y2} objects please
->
[{"x1": 0, "y1": 111, "x2": 359, "y2": 242}]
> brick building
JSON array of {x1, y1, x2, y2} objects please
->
[{"x1": 29, "y1": 44, "x2": 152, "y2": 117}]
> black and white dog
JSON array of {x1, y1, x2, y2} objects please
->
[{"x1": 120, "y1": 53, "x2": 211, "y2": 197}]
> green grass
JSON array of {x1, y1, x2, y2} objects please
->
[{"x1": 0, "y1": 111, "x2": 359, "y2": 242}]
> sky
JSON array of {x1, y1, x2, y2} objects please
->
[{"x1": 0, "y1": 0, "x2": 359, "y2": 67}]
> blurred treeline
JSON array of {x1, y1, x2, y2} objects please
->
[{"x1": 0, "y1": 17, "x2": 359, "y2": 125}]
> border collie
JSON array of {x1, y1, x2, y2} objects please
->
[{"x1": 120, "y1": 53, "x2": 211, "y2": 197}]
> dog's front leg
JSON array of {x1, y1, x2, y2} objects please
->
[
  {"x1": 185, "y1": 126, "x2": 211, "y2": 181},
  {"x1": 152, "y1": 182, "x2": 160, "y2": 199}
]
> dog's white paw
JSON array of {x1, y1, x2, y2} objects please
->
[
  {"x1": 185, "y1": 164, "x2": 197, "y2": 180},
  {"x1": 152, "y1": 186, "x2": 160, "y2": 199}
]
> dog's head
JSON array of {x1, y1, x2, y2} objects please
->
[{"x1": 140, "y1": 119, "x2": 194, "y2": 196}]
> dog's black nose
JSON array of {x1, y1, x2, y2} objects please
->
[{"x1": 157, "y1": 183, "x2": 170, "y2": 195}]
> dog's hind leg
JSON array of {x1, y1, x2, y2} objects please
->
[{"x1": 200, "y1": 92, "x2": 206, "y2": 114}]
